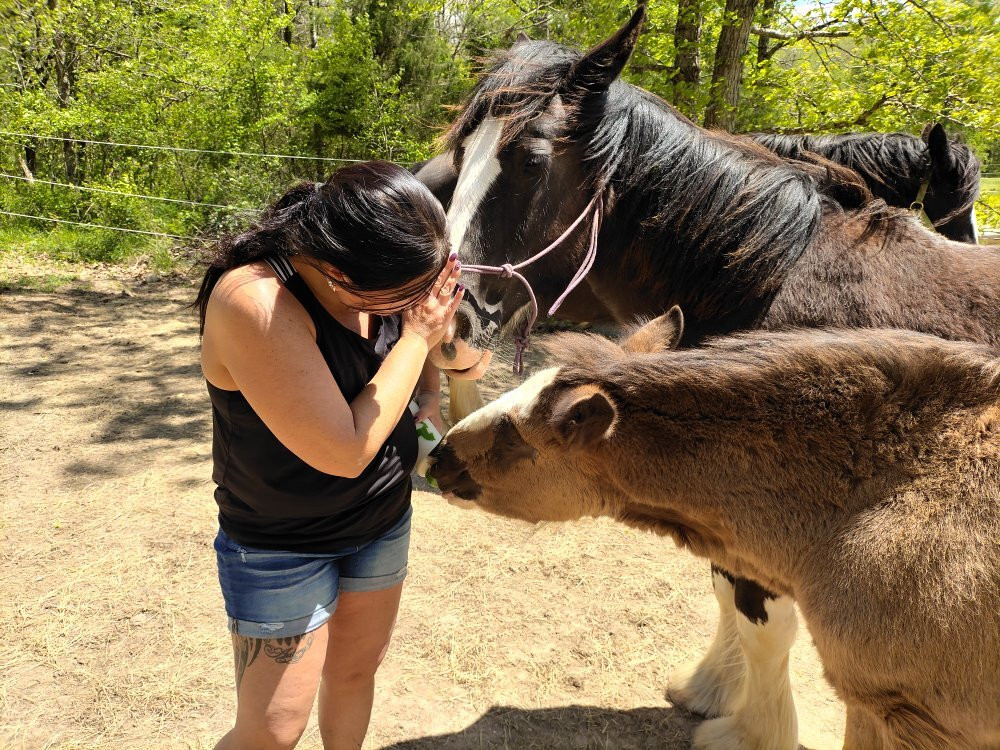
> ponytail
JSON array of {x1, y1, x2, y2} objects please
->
[{"x1": 194, "y1": 162, "x2": 447, "y2": 334}]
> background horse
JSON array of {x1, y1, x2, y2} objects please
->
[
  {"x1": 752, "y1": 126, "x2": 981, "y2": 244},
  {"x1": 421, "y1": 5, "x2": 1000, "y2": 749}
]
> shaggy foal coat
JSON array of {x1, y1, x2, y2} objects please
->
[{"x1": 431, "y1": 320, "x2": 1000, "y2": 749}]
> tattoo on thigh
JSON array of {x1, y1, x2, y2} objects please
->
[
  {"x1": 231, "y1": 633, "x2": 316, "y2": 692},
  {"x1": 264, "y1": 633, "x2": 315, "y2": 664},
  {"x1": 232, "y1": 635, "x2": 263, "y2": 693}
]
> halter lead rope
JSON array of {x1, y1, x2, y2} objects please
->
[
  {"x1": 461, "y1": 192, "x2": 603, "y2": 374},
  {"x1": 910, "y1": 177, "x2": 930, "y2": 214}
]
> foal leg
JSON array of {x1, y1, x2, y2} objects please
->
[
  {"x1": 446, "y1": 376, "x2": 485, "y2": 424},
  {"x1": 692, "y1": 580, "x2": 799, "y2": 750},
  {"x1": 667, "y1": 566, "x2": 745, "y2": 718}
]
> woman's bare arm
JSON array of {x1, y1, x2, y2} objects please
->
[{"x1": 202, "y1": 262, "x2": 460, "y2": 478}]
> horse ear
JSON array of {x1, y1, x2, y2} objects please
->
[
  {"x1": 920, "y1": 122, "x2": 934, "y2": 141},
  {"x1": 926, "y1": 123, "x2": 955, "y2": 173},
  {"x1": 562, "y1": 4, "x2": 646, "y2": 102},
  {"x1": 552, "y1": 386, "x2": 617, "y2": 449},
  {"x1": 622, "y1": 305, "x2": 685, "y2": 354},
  {"x1": 514, "y1": 31, "x2": 531, "y2": 45}
]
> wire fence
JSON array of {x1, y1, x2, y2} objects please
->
[
  {"x1": 0, "y1": 130, "x2": 407, "y2": 164},
  {"x1": 0, "y1": 209, "x2": 195, "y2": 240},
  {"x1": 1, "y1": 129, "x2": 997, "y2": 241},
  {"x1": 0, "y1": 130, "x2": 428, "y2": 242},
  {"x1": 0, "y1": 173, "x2": 243, "y2": 210}
]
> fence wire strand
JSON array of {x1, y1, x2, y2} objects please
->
[
  {"x1": 0, "y1": 172, "x2": 243, "y2": 210},
  {"x1": 0, "y1": 130, "x2": 416, "y2": 164},
  {"x1": 0, "y1": 210, "x2": 196, "y2": 241}
]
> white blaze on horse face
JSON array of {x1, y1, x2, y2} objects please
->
[
  {"x1": 448, "y1": 116, "x2": 504, "y2": 254},
  {"x1": 453, "y1": 367, "x2": 559, "y2": 435},
  {"x1": 971, "y1": 208, "x2": 979, "y2": 244}
]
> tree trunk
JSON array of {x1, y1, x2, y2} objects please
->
[
  {"x1": 756, "y1": 0, "x2": 776, "y2": 63},
  {"x1": 53, "y1": 29, "x2": 78, "y2": 182},
  {"x1": 23, "y1": 146, "x2": 37, "y2": 177},
  {"x1": 283, "y1": 1, "x2": 294, "y2": 45},
  {"x1": 671, "y1": 0, "x2": 703, "y2": 111},
  {"x1": 703, "y1": 0, "x2": 759, "y2": 131}
]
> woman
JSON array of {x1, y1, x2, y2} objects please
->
[{"x1": 195, "y1": 161, "x2": 464, "y2": 750}]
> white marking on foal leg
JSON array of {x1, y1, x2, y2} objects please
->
[
  {"x1": 447, "y1": 116, "x2": 504, "y2": 253},
  {"x1": 446, "y1": 377, "x2": 486, "y2": 425},
  {"x1": 692, "y1": 595, "x2": 799, "y2": 750},
  {"x1": 667, "y1": 570, "x2": 745, "y2": 718}
]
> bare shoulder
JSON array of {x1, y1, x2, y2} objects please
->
[
  {"x1": 207, "y1": 261, "x2": 312, "y2": 335},
  {"x1": 201, "y1": 261, "x2": 315, "y2": 388}
]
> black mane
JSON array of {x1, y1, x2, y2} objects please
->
[
  {"x1": 447, "y1": 40, "x2": 898, "y2": 335},
  {"x1": 751, "y1": 132, "x2": 981, "y2": 223}
]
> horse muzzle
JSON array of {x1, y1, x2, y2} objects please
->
[{"x1": 427, "y1": 294, "x2": 501, "y2": 376}]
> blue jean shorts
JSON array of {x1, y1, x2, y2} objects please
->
[{"x1": 214, "y1": 505, "x2": 411, "y2": 639}]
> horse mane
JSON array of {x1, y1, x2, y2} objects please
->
[
  {"x1": 443, "y1": 42, "x2": 578, "y2": 154},
  {"x1": 752, "y1": 132, "x2": 981, "y2": 225}
]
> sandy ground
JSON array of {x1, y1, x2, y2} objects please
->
[{"x1": 0, "y1": 259, "x2": 846, "y2": 749}]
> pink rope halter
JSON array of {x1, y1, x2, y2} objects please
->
[{"x1": 461, "y1": 192, "x2": 603, "y2": 374}]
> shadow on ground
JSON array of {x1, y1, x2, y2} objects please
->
[{"x1": 378, "y1": 704, "x2": 695, "y2": 750}]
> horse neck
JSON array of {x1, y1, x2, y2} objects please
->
[
  {"x1": 581, "y1": 92, "x2": 823, "y2": 339},
  {"x1": 827, "y1": 134, "x2": 927, "y2": 206}
]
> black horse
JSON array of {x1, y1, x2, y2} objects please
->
[
  {"x1": 751, "y1": 127, "x2": 981, "y2": 243},
  {"x1": 418, "y1": 6, "x2": 1000, "y2": 749}
]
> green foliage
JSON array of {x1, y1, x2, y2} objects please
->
[{"x1": 1, "y1": 0, "x2": 998, "y2": 260}]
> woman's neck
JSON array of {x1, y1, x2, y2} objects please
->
[{"x1": 290, "y1": 258, "x2": 371, "y2": 337}]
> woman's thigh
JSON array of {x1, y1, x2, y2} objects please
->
[
  {"x1": 228, "y1": 626, "x2": 329, "y2": 747},
  {"x1": 324, "y1": 507, "x2": 412, "y2": 678},
  {"x1": 323, "y1": 583, "x2": 404, "y2": 681}
]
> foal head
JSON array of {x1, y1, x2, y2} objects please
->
[{"x1": 430, "y1": 307, "x2": 684, "y2": 521}]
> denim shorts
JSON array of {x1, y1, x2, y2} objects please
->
[{"x1": 214, "y1": 505, "x2": 411, "y2": 639}]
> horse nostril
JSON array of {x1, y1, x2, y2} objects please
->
[{"x1": 454, "y1": 307, "x2": 473, "y2": 340}]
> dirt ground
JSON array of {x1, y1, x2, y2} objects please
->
[{"x1": 0, "y1": 257, "x2": 846, "y2": 750}]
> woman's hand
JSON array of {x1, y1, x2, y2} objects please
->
[
  {"x1": 403, "y1": 254, "x2": 463, "y2": 347},
  {"x1": 413, "y1": 390, "x2": 445, "y2": 434}
]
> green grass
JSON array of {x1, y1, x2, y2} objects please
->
[
  {"x1": 981, "y1": 177, "x2": 1000, "y2": 193},
  {"x1": 0, "y1": 224, "x2": 176, "y2": 267},
  {"x1": 978, "y1": 178, "x2": 1000, "y2": 232},
  {"x1": 0, "y1": 222, "x2": 187, "y2": 292}
]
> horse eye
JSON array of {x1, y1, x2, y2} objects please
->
[{"x1": 524, "y1": 154, "x2": 547, "y2": 170}]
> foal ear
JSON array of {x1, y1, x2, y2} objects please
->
[
  {"x1": 514, "y1": 31, "x2": 531, "y2": 45},
  {"x1": 622, "y1": 305, "x2": 685, "y2": 354},
  {"x1": 562, "y1": 4, "x2": 646, "y2": 101},
  {"x1": 926, "y1": 123, "x2": 956, "y2": 173},
  {"x1": 552, "y1": 386, "x2": 617, "y2": 449}
]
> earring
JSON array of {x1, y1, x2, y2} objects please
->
[{"x1": 327, "y1": 279, "x2": 337, "y2": 292}]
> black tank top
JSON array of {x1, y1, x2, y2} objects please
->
[{"x1": 208, "y1": 255, "x2": 417, "y2": 552}]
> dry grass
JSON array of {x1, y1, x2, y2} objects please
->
[{"x1": 0, "y1": 258, "x2": 844, "y2": 749}]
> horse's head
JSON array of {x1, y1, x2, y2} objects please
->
[
  {"x1": 419, "y1": 6, "x2": 645, "y2": 374},
  {"x1": 920, "y1": 122, "x2": 981, "y2": 244}
]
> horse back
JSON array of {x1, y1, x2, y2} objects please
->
[{"x1": 763, "y1": 212, "x2": 1000, "y2": 347}]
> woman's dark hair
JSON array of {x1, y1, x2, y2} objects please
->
[{"x1": 195, "y1": 160, "x2": 449, "y2": 331}]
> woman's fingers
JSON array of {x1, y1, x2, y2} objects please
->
[
  {"x1": 445, "y1": 285, "x2": 465, "y2": 317},
  {"x1": 438, "y1": 263, "x2": 461, "y2": 298},
  {"x1": 432, "y1": 254, "x2": 460, "y2": 297}
]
